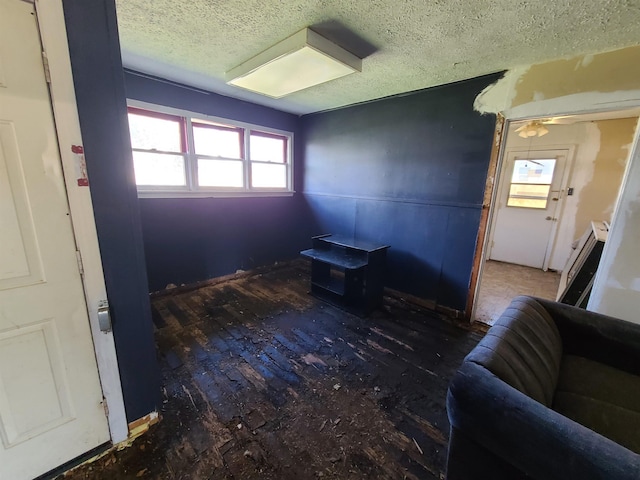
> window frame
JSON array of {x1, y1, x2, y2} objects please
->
[
  {"x1": 127, "y1": 100, "x2": 294, "y2": 198},
  {"x1": 506, "y1": 158, "x2": 557, "y2": 209}
]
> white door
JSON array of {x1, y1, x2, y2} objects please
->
[
  {"x1": 489, "y1": 149, "x2": 569, "y2": 269},
  {"x1": 0, "y1": 1, "x2": 111, "y2": 479}
]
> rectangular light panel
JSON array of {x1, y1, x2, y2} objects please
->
[{"x1": 226, "y1": 28, "x2": 361, "y2": 98}]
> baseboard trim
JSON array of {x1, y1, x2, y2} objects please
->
[
  {"x1": 384, "y1": 287, "x2": 465, "y2": 320},
  {"x1": 121, "y1": 411, "x2": 160, "y2": 448}
]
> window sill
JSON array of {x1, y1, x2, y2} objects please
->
[{"x1": 137, "y1": 190, "x2": 295, "y2": 199}]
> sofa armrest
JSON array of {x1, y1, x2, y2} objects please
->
[
  {"x1": 447, "y1": 361, "x2": 640, "y2": 480},
  {"x1": 532, "y1": 297, "x2": 640, "y2": 375}
]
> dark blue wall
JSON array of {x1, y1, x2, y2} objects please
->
[
  {"x1": 63, "y1": 0, "x2": 160, "y2": 422},
  {"x1": 124, "y1": 72, "x2": 312, "y2": 291},
  {"x1": 301, "y1": 75, "x2": 501, "y2": 311}
]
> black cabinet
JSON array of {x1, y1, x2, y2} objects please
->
[{"x1": 300, "y1": 234, "x2": 389, "y2": 315}]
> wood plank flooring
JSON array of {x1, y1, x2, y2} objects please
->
[{"x1": 60, "y1": 261, "x2": 484, "y2": 480}]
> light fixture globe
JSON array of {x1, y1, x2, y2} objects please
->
[{"x1": 516, "y1": 120, "x2": 550, "y2": 138}]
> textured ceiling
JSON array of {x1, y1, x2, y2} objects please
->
[{"x1": 115, "y1": 0, "x2": 640, "y2": 115}]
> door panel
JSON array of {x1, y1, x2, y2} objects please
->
[
  {"x1": 0, "y1": 123, "x2": 44, "y2": 288},
  {"x1": 0, "y1": 1, "x2": 110, "y2": 478},
  {"x1": 489, "y1": 149, "x2": 568, "y2": 269},
  {"x1": 0, "y1": 320, "x2": 73, "y2": 447}
]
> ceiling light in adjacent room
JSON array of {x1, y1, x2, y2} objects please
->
[
  {"x1": 226, "y1": 28, "x2": 362, "y2": 98},
  {"x1": 515, "y1": 120, "x2": 550, "y2": 138}
]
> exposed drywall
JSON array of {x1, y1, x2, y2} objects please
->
[
  {"x1": 589, "y1": 127, "x2": 640, "y2": 323},
  {"x1": 476, "y1": 46, "x2": 640, "y2": 119},
  {"x1": 498, "y1": 117, "x2": 636, "y2": 271},
  {"x1": 577, "y1": 118, "x2": 637, "y2": 233},
  {"x1": 301, "y1": 74, "x2": 499, "y2": 311},
  {"x1": 474, "y1": 43, "x2": 640, "y2": 323},
  {"x1": 115, "y1": 0, "x2": 640, "y2": 115}
]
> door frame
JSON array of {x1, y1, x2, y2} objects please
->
[
  {"x1": 34, "y1": 0, "x2": 128, "y2": 443},
  {"x1": 467, "y1": 108, "x2": 640, "y2": 322},
  {"x1": 486, "y1": 145, "x2": 575, "y2": 271}
]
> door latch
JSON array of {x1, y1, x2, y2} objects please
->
[{"x1": 97, "y1": 300, "x2": 112, "y2": 333}]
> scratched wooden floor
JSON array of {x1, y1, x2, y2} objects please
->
[{"x1": 61, "y1": 261, "x2": 484, "y2": 480}]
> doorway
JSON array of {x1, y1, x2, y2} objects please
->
[{"x1": 473, "y1": 110, "x2": 639, "y2": 325}]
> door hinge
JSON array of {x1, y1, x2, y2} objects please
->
[
  {"x1": 102, "y1": 397, "x2": 109, "y2": 417},
  {"x1": 75, "y1": 250, "x2": 84, "y2": 275},
  {"x1": 41, "y1": 51, "x2": 51, "y2": 84}
]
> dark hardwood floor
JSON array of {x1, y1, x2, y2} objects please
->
[{"x1": 61, "y1": 261, "x2": 484, "y2": 480}]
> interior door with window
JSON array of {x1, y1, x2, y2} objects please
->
[
  {"x1": 0, "y1": 1, "x2": 110, "y2": 478},
  {"x1": 489, "y1": 149, "x2": 569, "y2": 269}
]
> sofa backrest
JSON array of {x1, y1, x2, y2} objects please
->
[{"x1": 466, "y1": 296, "x2": 563, "y2": 406}]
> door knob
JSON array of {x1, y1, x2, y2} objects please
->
[{"x1": 545, "y1": 216, "x2": 557, "y2": 221}]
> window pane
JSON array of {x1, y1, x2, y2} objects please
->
[
  {"x1": 507, "y1": 184, "x2": 551, "y2": 208},
  {"x1": 128, "y1": 112, "x2": 182, "y2": 152},
  {"x1": 511, "y1": 159, "x2": 556, "y2": 184},
  {"x1": 251, "y1": 163, "x2": 286, "y2": 188},
  {"x1": 193, "y1": 124, "x2": 242, "y2": 159},
  {"x1": 198, "y1": 159, "x2": 243, "y2": 187},
  {"x1": 250, "y1": 133, "x2": 286, "y2": 163},
  {"x1": 133, "y1": 152, "x2": 185, "y2": 186}
]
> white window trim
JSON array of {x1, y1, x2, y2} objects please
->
[{"x1": 127, "y1": 100, "x2": 295, "y2": 198}]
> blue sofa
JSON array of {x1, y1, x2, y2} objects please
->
[{"x1": 446, "y1": 296, "x2": 640, "y2": 480}]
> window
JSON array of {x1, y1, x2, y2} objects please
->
[
  {"x1": 127, "y1": 103, "x2": 293, "y2": 196},
  {"x1": 128, "y1": 108, "x2": 187, "y2": 186},
  {"x1": 507, "y1": 158, "x2": 556, "y2": 209}
]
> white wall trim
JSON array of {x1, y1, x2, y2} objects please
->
[{"x1": 35, "y1": 0, "x2": 128, "y2": 444}]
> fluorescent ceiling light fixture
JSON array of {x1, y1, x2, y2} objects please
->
[{"x1": 226, "y1": 28, "x2": 362, "y2": 98}]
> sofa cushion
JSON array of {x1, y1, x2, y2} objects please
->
[
  {"x1": 554, "y1": 354, "x2": 640, "y2": 454},
  {"x1": 466, "y1": 296, "x2": 562, "y2": 406}
]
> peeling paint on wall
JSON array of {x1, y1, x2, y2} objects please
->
[
  {"x1": 511, "y1": 47, "x2": 640, "y2": 108},
  {"x1": 475, "y1": 46, "x2": 640, "y2": 118}
]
